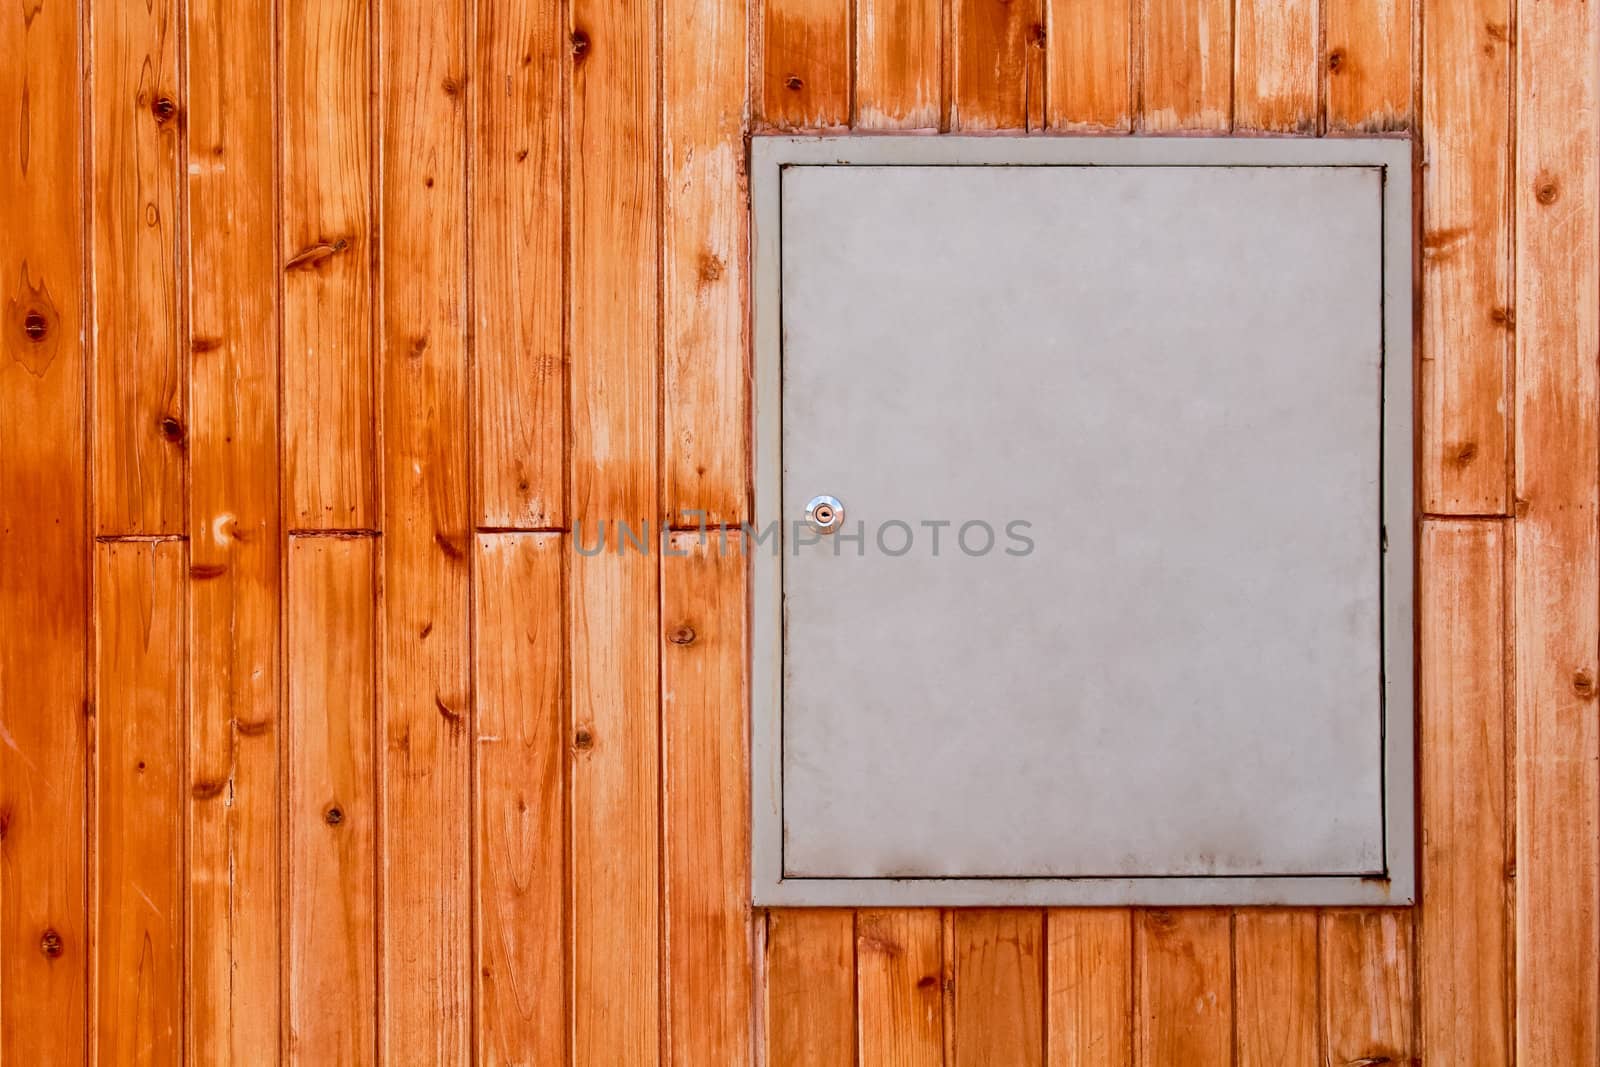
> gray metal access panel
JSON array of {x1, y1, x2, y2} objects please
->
[{"x1": 751, "y1": 135, "x2": 1414, "y2": 907}]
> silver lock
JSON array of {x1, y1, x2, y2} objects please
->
[{"x1": 805, "y1": 495, "x2": 845, "y2": 534}]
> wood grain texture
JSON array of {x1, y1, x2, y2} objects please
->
[
  {"x1": 281, "y1": 0, "x2": 374, "y2": 530},
  {"x1": 952, "y1": 0, "x2": 1045, "y2": 130},
  {"x1": 1047, "y1": 0, "x2": 1131, "y2": 131},
  {"x1": 767, "y1": 910, "x2": 856, "y2": 1067},
  {"x1": 185, "y1": 0, "x2": 282, "y2": 1052},
  {"x1": 377, "y1": 0, "x2": 472, "y2": 1057},
  {"x1": 474, "y1": 533, "x2": 565, "y2": 1066},
  {"x1": 1419, "y1": 520, "x2": 1510, "y2": 1065},
  {"x1": 953, "y1": 910, "x2": 1044, "y2": 1067},
  {"x1": 1233, "y1": 911, "x2": 1316, "y2": 1067},
  {"x1": 286, "y1": 536, "x2": 377, "y2": 1067},
  {"x1": 1514, "y1": 0, "x2": 1600, "y2": 1059},
  {"x1": 1139, "y1": 0, "x2": 1231, "y2": 131},
  {"x1": 1320, "y1": 910, "x2": 1416, "y2": 1066},
  {"x1": 1419, "y1": 0, "x2": 1511, "y2": 514},
  {"x1": 664, "y1": 532, "x2": 752, "y2": 1067},
  {"x1": 95, "y1": 542, "x2": 184, "y2": 1066},
  {"x1": 762, "y1": 0, "x2": 851, "y2": 128},
  {"x1": 664, "y1": 0, "x2": 749, "y2": 526},
  {"x1": 90, "y1": 0, "x2": 184, "y2": 535},
  {"x1": 1233, "y1": 0, "x2": 1317, "y2": 132},
  {"x1": 472, "y1": 0, "x2": 565, "y2": 529},
  {"x1": 857, "y1": 909, "x2": 943, "y2": 1066},
  {"x1": 1046, "y1": 909, "x2": 1131, "y2": 1067},
  {"x1": 1325, "y1": 0, "x2": 1414, "y2": 130},
  {"x1": 856, "y1": 0, "x2": 941, "y2": 130},
  {"x1": 1134, "y1": 910, "x2": 1230, "y2": 1066}
]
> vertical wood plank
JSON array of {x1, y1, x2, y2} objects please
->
[
  {"x1": 1514, "y1": 0, "x2": 1600, "y2": 1059},
  {"x1": 472, "y1": 0, "x2": 565, "y2": 529},
  {"x1": 377, "y1": 0, "x2": 472, "y2": 1056},
  {"x1": 281, "y1": 0, "x2": 374, "y2": 530},
  {"x1": 95, "y1": 542, "x2": 185, "y2": 1066},
  {"x1": 1419, "y1": 520, "x2": 1510, "y2": 1065},
  {"x1": 1324, "y1": 0, "x2": 1413, "y2": 130},
  {"x1": 856, "y1": 0, "x2": 942, "y2": 130},
  {"x1": 953, "y1": 910, "x2": 1044, "y2": 1067},
  {"x1": 185, "y1": 0, "x2": 281, "y2": 1050},
  {"x1": 1232, "y1": 0, "x2": 1317, "y2": 132},
  {"x1": 663, "y1": 532, "x2": 752, "y2": 1066},
  {"x1": 856, "y1": 909, "x2": 943, "y2": 1066},
  {"x1": 1134, "y1": 910, "x2": 1230, "y2": 1066},
  {"x1": 1139, "y1": 0, "x2": 1231, "y2": 131},
  {"x1": 1419, "y1": 0, "x2": 1511, "y2": 514},
  {"x1": 286, "y1": 536, "x2": 377, "y2": 1066},
  {"x1": 664, "y1": 0, "x2": 749, "y2": 526},
  {"x1": 473, "y1": 533, "x2": 564, "y2": 1066},
  {"x1": 568, "y1": 0, "x2": 661, "y2": 1054},
  {"x1": 1320, "y1": 910, "x2": 1416, "y2": 1065},
  {"x1": 90, "y1": 0, "x2": 184, "y2": 535},
  {"x1": 952, "y1": 0, "x2": 1044, "y2": 130},
  {"x1": 1046, "y1": 0, "x2": 1132, "y2": 131},
  {"x1": 767, "y1": 910, "x2": 856, "y2": 1067},
  {"x1": 1046, "y1": 908, "x2": 1132, "y2": 1067},
  {"x1": 1233, "y1": 911, "x2": 1317, "y2": 1067},
  {"x1": 762, "y1": 0, "x2": 851, "y2": 128}
]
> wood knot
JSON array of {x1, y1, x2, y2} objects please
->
[
  {"x1": 152, "y1": 96, "x2": 178, "y2": 124},
  {"x1": 1453, "y1": 441, "x2": 1477, "y2": 466},
  {"x1": 324, "y1": 805, "x2": 345, "y2": 826},
  {"x1": 39, "y1": 929, "x2": 63, "y2": 959},
  {"x1": 159, "y1": 415, "x2": 186, "y2": 443},
  {"x1": 570, "y1": 30, "x2": 590, "y2": 62},
  {"x1": 1535, "y1": 177, "x2": 1560, "y2": 205},
  {"x1": 1574, "y1": 670, "x2": 1596, "y2": 699},
  {"x1": 1327, "y1": 48, "x2": 1346, "y2": 73},
  {"x1": 784, "y1": 73, "x2": 804, "y2": 91},
  {"x1": 916, "y1": 974, "x2": 938, "y2": 989},
  {"x1": 668, "y1": 626, "x2": 697, "y2": 646},
  {"x1": 1489, "y1": 305, "x2": 1515, "y2": 329},
  {"x1": 574, "y1": 726, "x2": 594, "y2": 750},
  {"x1": 22, "y1": 310, "x2": 47, "y2": 342},
  {"x1": 136, "y1": 760, "x2": 147, "y2": 773},
  {"x1": 1029, "y1": 22, "x2": 1046, "y2": 48}
]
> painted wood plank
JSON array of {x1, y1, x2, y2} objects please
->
[
  {"x1": 185, "y1": 0, "x2": 281, "y2": 1052},
  {"x1": 856, "y1": 0, "x2": 941, "y2": 130},
  {"x1": 762, "y1": 0, "x2": 852, "y2": 128},
  {"x1": 1320, "y1": 910, "x2": 1416, "y2": 1065},
  {"x1": 856, "y1": 909, "x2": 943, "y2": 1066},
  {"x1": 1139, "y1": 0, "x2": 1231, "y2": 131},
  {"x1": 281, "y1": 0, "x2": 373, "y2": 530},
  {"x1": 1513, "y1": 0, "x2": 1600, "y2": 1059},
  {"x1": 1134, "y1": 910, "x2": 1230, "y2": 1066},
  {"x1": 1046, "y1": 0, "x2": 1131, "y2": 131},
  {"x1": 472, "y1": 0, "x2": 564, "y2": 529},
  {"x1": 952, "y1": 0, "x2": 1045, "y2": 130},
  {"x1": 569, "y1": 0, "x2": 661, "y2": 1055},
  {"x1": 473, "y1": 533, "x2": 564, "y2": 1066},
  {"x1": 1419, "y1": 520, "x2": 1510, "y2": 1065},
  {"x1": 767, "y1": 910, "x2": 856, "y2": 1067},
  {"x1": 1324, "y1": 0, "x2": 1413, "y2": 131},
  {"x1": 664, "y1": 0, "x2": 749, "y2": 526},
  {"x1": 1232, "y1": 0, "x2": 1316, "y2": 132},
  {"x1": 95, "y1": 542, "x2": 184, "y2": 1065},
  {"x1": 285, "y1": 536, "x2": 377, "y2": 1066},
  {"x1": 953, "y1": 910, "x2": 1044, "y2": 1067},
  {"x1": 1419, "y1": 0, "x2": 1511, "y2": 514},
  {"x1": 1046, "y1": 908, "x2": 1132, "y2": 1067},
  {"x1": 1233, "y1": 911, "x2": 1316, "y2": 1067},
  {"x1": 377, "y1": 0, "x2": 472, "y2": 1056},
  {"x1": 90, "y1": 0, "x2": 184, "y2": 535},
  {"x1": 664, "y1": 531, "x2": 752, "y2": 1066}
]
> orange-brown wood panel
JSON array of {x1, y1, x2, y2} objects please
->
[
  {"x1": 1514, "y1": 0, "x2": 1600, "y2": 1058},
  {"x1": 1325, "y1": 0, "x2": 1414, "y2": 130},
  {"x1": 952, "y1": 0, "x2": 1044, "y2": 130},
  {"x1": 767, "y1": 910, "x2": 856, "y2": 1066},
  {"x1": 1320, "y1": 910, "x2": 1416, "y2": 1065},
  {"x1": 185, "y1": 0, "x2": 282, "y2": 1052},
  {"x1": 95, "y1": 542, "x2": 185, "y2": 1065},
  {"x1": 1139, "y1": 0, "x2": 1231, "y2": 131},
  {"x1": 286, "y1": 536, "x2": 377, "y2": 1066},
  {"x1": 857, "y1": 909, "x2": 943, "y2": 1066},
  {"x1": 953, "y1": 910, "x2": 1044, "y2": 1067},
  {"x1": 1419, "y1": 520, "x2": 1510, "y2": 1065},
  {"x1": 1420, "y1": 0, "x2": 1511, "y2": 515},
  {"x1": 472, "y1": 0, "x2": 565, "y2": 530},
  {"x1": 1046, "y1": 908, "x2": 1132, "y2": 1067},
  {"x1": 856, "y1": 0, "x2": 942, "y2": 130},
  {"x1": 282, "y1": 0, "x2": 374, "y2": 531},
  {"x1": 1233, "y1": 911, "x2": 1317, "y2": 1067},
  {"x1": 1233, "y1": 0, "x2": 1317, "y2": 132},
  {"x1": 377, "y1": 0, "x2": 473, "y2": 1059},
  {"x1": 1046, "y1": 0, "x2": 1131, "y2": 131},
  {"x1": 90, "y1": 0, "x2": 184, "y2": 535},
  {"x1": 1134, "y1": 910, "x2": 1230, "y2": 1066},
  {"x1": 474, "y1": 533, "x2": 565, "y2": 1066},
  {"x1": 762, "y1": 0, "x2": 852, "y2": 128}
]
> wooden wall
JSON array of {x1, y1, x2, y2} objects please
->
[{"x1": 1, "y1": 0, "x2": 1593, "y2": 1061}]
